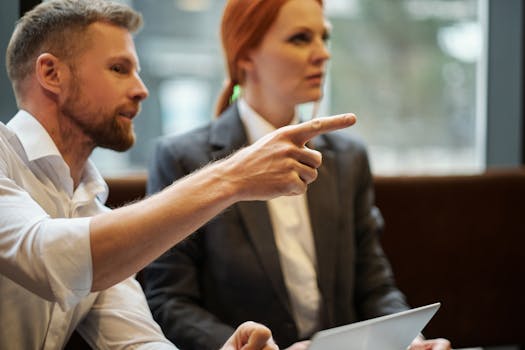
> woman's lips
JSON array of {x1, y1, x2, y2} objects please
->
[{"x1": 306, "y1": 73, "x2": 324, "y2": 85}]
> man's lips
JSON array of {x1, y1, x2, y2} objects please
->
[{"x1": 118, "y1": 108, "x2": 138, "y2": 119}]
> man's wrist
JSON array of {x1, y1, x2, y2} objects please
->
[{"x1": 206, "y1": 158, "x2": 244, "y2": 205}]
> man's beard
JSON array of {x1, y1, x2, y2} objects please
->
[{"x1": 61, "y1": 79, "x2": 136, "y2": 152}]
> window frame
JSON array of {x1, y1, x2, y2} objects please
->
[{"x1": 485, "y1": 0, "x2": 524, "y2": 166}]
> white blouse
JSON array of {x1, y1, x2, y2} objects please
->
[{"x1": 238, "y1": 99, "x2": 321, "y2": 338}]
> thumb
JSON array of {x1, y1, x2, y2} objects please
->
[{"x1": 241, "y1": 325, "x2": 274, "y2": 350}]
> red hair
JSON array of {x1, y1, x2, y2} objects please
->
[{"x1": 215, "y1": 0, "x2": 323, "y2": 116}]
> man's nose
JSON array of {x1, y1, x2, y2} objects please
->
[{"x1": 131, "y1": 73, "x2": 149, "y2": 101}]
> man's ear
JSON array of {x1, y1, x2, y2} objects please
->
[{"x1": 35, "y1": 53, "x2": 67, "y2": 95}]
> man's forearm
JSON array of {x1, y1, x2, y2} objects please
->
[{"x1": 90, "y1": 160, "x2": 237, "y2": 291}]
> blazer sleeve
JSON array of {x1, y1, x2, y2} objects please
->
[
  {"x1": 350, "y1": 143, "x2": 410, "y2": 319},
  {"x1": 143, "y1": 139, "x2": 235, "y2": 350}
]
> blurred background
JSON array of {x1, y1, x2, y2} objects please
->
[
  {"x1": 1, "y1": 0, "x2": 523, "y2": 176},
  {"x1": 0, "y1": 2, "x2": 523, "y2": 349}
]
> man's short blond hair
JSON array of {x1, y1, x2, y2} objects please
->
[{"x1": 6, "y1": 0, "x2": 143, "y2": 99}]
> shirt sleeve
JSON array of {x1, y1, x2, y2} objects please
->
[
  {"x1": 77, "y1": 276, "x2": 177, "y2": 349},
  {"x1": 0, "y1": 172, "x2": 93, "y2": 310}
]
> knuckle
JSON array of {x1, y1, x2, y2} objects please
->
[
  {"x1": 282, "y1": 158, "x2": 296, "y2": 171},
  {"x1": 273, "y1": 126, "x2": 292, "y2": 141},
  {"x1": 281, "y1": 143, "x2": 297, "y2": 157},
  {"x1": 310, "y1": 169, "x2": 319, "y2": 182},
  {"x1": 311, "y1": 119, "x2": 322, "y2": 130}
]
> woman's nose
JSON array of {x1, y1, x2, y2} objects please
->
[{"x1": 312, "y1": 40, "x2": 331, "y2": 64}]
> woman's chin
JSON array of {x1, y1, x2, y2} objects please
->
[{"x1": 299, "y1": 92, "x2": 323, "y2": 104}]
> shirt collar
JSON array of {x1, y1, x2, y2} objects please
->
[
  {"x1": 238, "y1": 98, "x2": 299, "y2": 144},
  {"x1": 7, "y1": 110, "x2": 62, "y2": 162},
  {"x1": 6, "y1": 110, "x2": 108, "y2": 202},
  {"x1": 77, "y1": 159, "x2": 109, "y2": 205}
]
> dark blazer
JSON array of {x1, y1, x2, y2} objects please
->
[{"x1": 143, "y1": 103, "x2": 409, "y2": 350}]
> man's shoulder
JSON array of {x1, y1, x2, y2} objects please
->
[
  {"x1": 0, "y1": 121, "x2": 14, "y2": 142},
  {"x1": 0, "y1": 121, "x2": 22, "y2": 167}
]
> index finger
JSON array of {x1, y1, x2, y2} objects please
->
[{"x1": 288, "y1": 113, "x2": 357, "y2": 146}]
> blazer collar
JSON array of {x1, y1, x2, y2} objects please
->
[{"x1": 210, "y1": 103, "x2": 247, "y2": 160}]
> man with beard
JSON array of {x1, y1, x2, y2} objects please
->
[{"x1": 0, "y1": 0, "x2": 355, "y2": 349}]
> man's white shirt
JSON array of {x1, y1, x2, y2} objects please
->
[{"x1": 0, "y1": 111, "x2": 174, "y2": 349}]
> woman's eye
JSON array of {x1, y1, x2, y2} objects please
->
[
  {"x1": 289, "y1": 33, "x2": 311, "y2": 45},
  {"x1": 322, "y1": 31, "x2": 331, "y2": 42}
]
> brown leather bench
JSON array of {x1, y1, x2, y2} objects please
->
[
  {"x1": 67, "y1": 167, "x2": 525, "y2": 349},
  {"x1": 374, "y1": 168, "x2": 525, "y2": 348}
]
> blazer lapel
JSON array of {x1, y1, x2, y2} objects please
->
[
  {"x1": 210, "y1": 104, "x2": 293, "y2": 316},
  {"x1": 237, "y1": 201, "x2": 294, "y2": 316},
  {"x1": 308, "y1": 135, "x2": 339, "y2": 324}
]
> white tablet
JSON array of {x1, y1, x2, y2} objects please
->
[{"x1": 309, "y1": 302, "x2": 441, "y2": 350}]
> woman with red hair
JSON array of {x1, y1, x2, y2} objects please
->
[{"x1": 144, "y1": 1, "x2": 451, "y2": 350}]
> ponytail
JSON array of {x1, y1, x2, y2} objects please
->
[{"x1": 215, "y1": 79, "x2": 236, "y2": 117}]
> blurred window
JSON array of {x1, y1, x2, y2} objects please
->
[{"x1": 92, "y1": 0, "x2": 484, "y2": 176}]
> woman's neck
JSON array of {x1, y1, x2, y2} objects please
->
[{"x1": 242, "y1": 90, "x2": 295, "y2": 129}]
